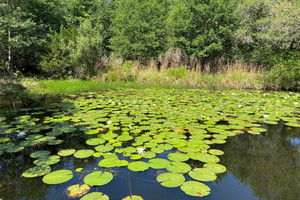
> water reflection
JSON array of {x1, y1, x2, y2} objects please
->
[
  {"x1": 219, "y1": 121, "x2": 300, "y2": 200},
  {"x1": 0, "y1": 121, "x2": 299, "y2": 200}
]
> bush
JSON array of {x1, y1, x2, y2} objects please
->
[
  {"x1": 265, "y1": 60, "x2": 300, "y2": 91},
  {"x1": 40, "y1": 20, "x2": 103, "y2": 78},
  {"x1": 167, "y1": 66, "x2": 187, "y2": 79}
]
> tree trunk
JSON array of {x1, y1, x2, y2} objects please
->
[
  {"x1": 7, "y1": 0, "x2": 12, "y2": 76},
  {"x1": 7, "y1": 28, "x2": 11, "y2": 75}
]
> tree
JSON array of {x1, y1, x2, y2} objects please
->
[
  {"x1": 166, "y1": 0, "x2": 237, "y2": 67},
  {"x1": 110, "y1": 0, "x2": 167, "y2": 61},
  {"x1": 234, "y1": 0, "x2": 300, "y2": 66},
  {"x1": 40, "y1": 20, "x2": 103, "y2": 78},
  {"x1": 0, "y1": 0, "x2": 65, "y2": 76}
]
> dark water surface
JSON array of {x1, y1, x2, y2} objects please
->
[{"x1": 0, "y1": 120, "x2": 299, "y2": 200}]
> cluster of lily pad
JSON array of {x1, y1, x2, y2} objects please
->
[{"x1": 0, "y1": 89, "x2": 299, "y2": 199}]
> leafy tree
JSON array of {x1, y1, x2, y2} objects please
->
[
  {"x1": 166, "y1": 0, "x2": 237, "y2": 66},
  {"x1": 40, "y1": 20, "x2": 103, "y2": 78},
  {"x1": 110, "y1": 0, "x2": 167, "y2": 61},
  {"x1": 234, "y1": 0, "x2": 300, "y2": 66},
  {"x1": 0, "y1": 0, "x2": 65, "y2": 76}
]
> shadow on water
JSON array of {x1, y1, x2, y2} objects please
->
[{"x1": 218, "y1": 121, "x2": 300, "y2": 200}]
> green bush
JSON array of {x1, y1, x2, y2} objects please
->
[
  {"x1": 265, "y1": 60, "x2": 300, "y2": 91},
  {"x1": 40, "y1": 20, "x2": 103, "y2": 78},
  {"x1": 167, "y1": 66, "x2": 187, "y2": 79}
]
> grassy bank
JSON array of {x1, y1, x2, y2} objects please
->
[
  {"x1": 99, "y1": 61, "x2": 265, "y2": 90},
  {"x1": 1, "y1": 60, "x2": 298, "y2": 108}
]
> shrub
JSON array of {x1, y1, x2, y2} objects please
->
[
  {"x1": 265, "y1": 60, "x2": 300, "y2": 91},
  {"x1": 167, "y1": 66, "x2": 187, "y2": 79}
]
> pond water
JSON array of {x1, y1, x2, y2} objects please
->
[{"x1": 0, "y1": 89, "x2": 299, "y2": 200}]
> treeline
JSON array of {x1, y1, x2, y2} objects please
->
[{"x1": 0, "y1": 0, "x2": 299, "y2": 82}]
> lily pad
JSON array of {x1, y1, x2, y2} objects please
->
[
  {"x1": 42, "y1": 169, "x2": 73, "y2": 184},
  {"x1": 180, "y1": 181, "x2": 211, "y2": 197},
  {"x1": 0, "y1": 138, "x2": 10, "y2": 143},
  {"x1": 156, "y1": 173, "x2": 185, "y2": 188},
  {"x1": 33, "y1": 155, "x2": 60, "y2": 166},
  {"x1": 6, "y1": 146, "x2": 24, "y2": 153},
  {"x1": 148, "y1": 158, "x2": 170, "y2": 169},
  {"x1": 86, "y1": 138, "x2": 106, "y2": 146},
  {"x1": 83, "y1": 171, "x2": 113, "y2": 186},
  {"x1": 95, "y1": 144, "x2": 114, "y2": 152},
  {"x1": 167, "y1": 153, "x2": 189, "y2": 162},
  {"x1": 48, "y1": 139, "x2": 63, "y2": 145},
  {"x1": 80, "y1": 192, "x2": 109, "y2": 200},
  {"x1": 74, "y1": 150, "x2": 94, "y2": 159},
  {"x1": 122, "y1": 195, "x2": 144, "y2": 200},
  {"x1": 208, "y1": 149, "x2": 224, "y2": 156},
  {"x1": 188, "y1": 153, "x2": 219, "y2": 163},
  {"x1": 22, "y1": 165, "x2": 51, "y2": 178},
  {"x1": 166, "y1": 162, "x2": 191, "y2": 174},
  {"x1": 30, "y1": 150, "x2": 51, "y2": 158},
  {"x1": 98, "y1": 157, "x2": 121, "y2": 168},
  {"x1": 66, "y1": 184, "x2": 90, "y2": 198},
  {"x1": 142, "y1": 151, "x2": 156, "y2": 159},
  {"x1": 188, "y1": 168, "x2": 217, "y2": 182},
  {"x1": 58, "y1": 149, "x2": 76, "y2": 157},
  {"x1": 127, "y1": 161, "x2": 149, "y2": 172},
  {"x1": 203, "y1": 163, "x2": 226, "y2": 174}
]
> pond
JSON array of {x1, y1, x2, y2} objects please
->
[{"x1": 0, "y1": 89, "x2": 299, "y2": 200}]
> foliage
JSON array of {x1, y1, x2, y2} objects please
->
[
  {"x1": 0, "y1": 0, "x2": 65, "y2": 76},
  {"x1": 110, "y1": 0, "x2": 167, "y2": 60},
  {"x1": 265, "y1": 60, "x2": 300, "y2": 91},
  {"x1": 166, "y1": 0, "x2": 237, "y2": 65},
  {"x1": 234, "y1": 0, "x2": 300, "y2": 66},
  {"x1": 40, "y1": 20, "x2": 103, "y2": 78}
]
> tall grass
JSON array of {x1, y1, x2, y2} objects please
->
[
  {"x1": 101, "y1": 60, "x2": 265, "y2": 90},
  {"x1": 21, "y1": 79, "x2": 189, "y2": 99}
]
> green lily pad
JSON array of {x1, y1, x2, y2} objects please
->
[
  {"x1": 0, "y1": 138, "x2": 10, "y2": 143},
  {"x1": 285, "y1": 122, "x2": 300, "y2": 128},
  {"x1": 118, "y1": 160, "x2": 129, "y2": 167},
  {"x1": 20, "y1": 140, "x2": 40, "y2": 147},
  {"x1": 203, "y1": 163, "x2": 226, "y2": 174},
  {"x1": 86, "y1": 138, "x2": 106, "y2": 146},
  {"x1": 33, "y1": 155, "x2": 60, "y2": 166},
  {"x1": 83, "y1": 171, "x2": 113, "y2": 186},
  {"x1": 188, "y1": 153, "x2": 219, "y2": 163},
  {"x1": 6, "y1": 146, "x2": 24, "y2": 153},
  {"x1": 80, "y1": 192, "x2": 109, "y2": 200},
  {"x1": 208, "y1": 149, "x2": 224, "y2": 156},
  {"x1": 167, "y1": 153, "x2": 189, "y2": 162},
  {"x1": 166, "y1": 162, "x2": 191, "y2": 174},
  {"x1": 128, "y1": 161, "x2": 149, "y2": 172},
  {"x1": 98, "y1": 157, "x2": 121, "y2": 168},
  {"x1": 142, "y1": 151, "x2": 156, "y2": 159},
  {"x1": 156, "y1": 173, "x2": 185, "y2": 188},
  {"x1": 95, "y1": 144, "x2": 114, "y2": 152},
  {"x1": 42, "y1": 170, "x2": 73, "y2": 184},
  {"x1": 22, "y1": 165, "x2": 51, "y2": 178},
  {"x1": 76, "y1": 168, "x2": 83, "y2": 172},
  {"x1": 48, "y1": 139, "x2": 63, "y2": 145},
  {"x1": 117, "y1": 135, "x2": 133, "y2": 142},
  {"x1": 66, "y1": 184, "x2": 90, "y2": 198},
  {"x1": 74, "y1": 150, "x2": 94, "y2": 159},
  {"x1": 30, "y1": 150, "x2": 51, "y2": 158},
  {"x1": 188, "y1": 168, "x2": 217, "y2": 182},
  {"x1": 148, "y1": 158, "x2": 170, "y2": 169},
  {"x1": 122, "y1": 195, "x2": 143, "y2": 200},
  {"x1": 180, "y1": 181, "x2": 211, "y2": 197},
  {"x1": 58, "y1": 149, "x2": 76, "y2": 156},
  {"x1": 85, "y1": 129, "x2": 99, "y2": 135}
]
